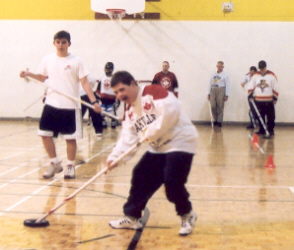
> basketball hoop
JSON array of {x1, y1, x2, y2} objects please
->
[{"x1": 106, "y1": 9, "x2": 126, "y2": 20}]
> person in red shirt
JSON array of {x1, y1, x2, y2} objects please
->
[{"x1": 152, "y1": 61, "x2": 179, "y2": 98}]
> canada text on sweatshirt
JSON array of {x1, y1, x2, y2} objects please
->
[{"x1": 107, "y1": 85, "x2": 198, "y2": 163}]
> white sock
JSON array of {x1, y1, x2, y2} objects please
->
[
  {"x1": 50, "y1": 157, "x2": 59, "y2": 164},
  {"x1": 67, "y1": 160, "x2": 74, "y2": 166}
]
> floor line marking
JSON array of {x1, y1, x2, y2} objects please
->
[{"x1": 0, "y1": 141, "x2": 116, "y2": 217}]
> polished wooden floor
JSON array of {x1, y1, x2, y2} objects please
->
[{"x1": 0, "y1": 120, "x2": 293, "y2": 250}]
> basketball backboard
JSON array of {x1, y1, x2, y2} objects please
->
[{"x1": 91, "y1": 0, "x2": 145, "y2": 15}]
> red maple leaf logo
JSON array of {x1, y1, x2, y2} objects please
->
[
  {"x1": 143, "y1": 102, "x2": 152, "y2": 111},
  {"x1": 104, "y1": 82, "x2": 110, "y2": 89},
  {"x1": 128, "y1": 111, "x2": 133, "y2": 120}
]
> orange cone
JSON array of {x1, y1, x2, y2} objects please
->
[
  {"x1": 251, "y1": 134, "x2": 259, "y2": 144},
  {"x1": 265, "y1": 155, "x2": 276, "y2": 168}
]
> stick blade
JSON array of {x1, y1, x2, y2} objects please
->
[{"x1": 24, "y1": 219, "x2": 50, "y2": 228}]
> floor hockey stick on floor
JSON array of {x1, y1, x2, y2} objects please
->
[
  {"x1": 24, "y1": 137, "x2": 146, "y2": 227},
  {"x1": 25, "y1": 76, "x2": 120, "y2": 121},
  {"x1": 249, "y1": 109, "x2": 257, "y2": 129},
  {"x1": 208, "y1": 101, "x2": 214, "y2": 128},
  {"x1": 250, "y1": 100, "x2": 271, "y2": 138}
]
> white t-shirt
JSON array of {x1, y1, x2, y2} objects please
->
[
  {"x1": 79, "y1": 75, "x2": 98, "y2": 97},
  {"x1": 38, "y1": 53, "x2": 89, "y2": 109},
  {"x1": 241, "y1": 74, "x2": 251, "y2": 85},
  {"x1": 99, "y1": 73, "x2": 115, "y2": 97}
]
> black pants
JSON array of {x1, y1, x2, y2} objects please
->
[
  {"x1": 255, "y1": 101, "x2": 275, "y2": 132},
  {"x1": 123, "y1": 151, "x2": 194, "y2": 219},
  {"x1": 81, "y1": 95, "x2": 103, "y2": 134}
]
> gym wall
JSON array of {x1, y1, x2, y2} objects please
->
[{"x1": 0, "y1": 0, "x2": 293, "y2": 123}]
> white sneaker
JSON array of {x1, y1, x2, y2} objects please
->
[
  {"x1": 64, "y1": 165, "x2": 75, "y2": 179},
  {"x1": 109, "y1": 216, "x2": 143, "y2": 230},
  {"x1": 43, "y1": 162, "x2": 63, "y2": 179},
  {"x1": 179, "y1": 211, "x2": 197, "y2": 236},
  {"x1": 96, "y1": 133, "x2": 102, "y2": 138}
]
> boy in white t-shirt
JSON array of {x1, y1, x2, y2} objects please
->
[
  {"x1": 20, "y1": 30, "x2": 101, "y2": 179},
  {"x1": 96, "y1": 62, "x2": 118, "y2": 129}
]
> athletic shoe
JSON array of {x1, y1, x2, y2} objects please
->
[
  {"x1": 109, "y1": 216, "x2": 143, "y2": 230},
  {"x1": 213, "y1": 121, "x2": 218, "y2": 127},
  {"x1": 218, "y1": 122, "x2": 222, "y2": 127},
  {"x1": 179, "y1": 210, "x2": 197, "y2": 236},
  {"x1": 64, "y1": 165, "x2": 75, "y2": 179},
  {"x1": 247, "y1": 124, "x2": 254, "y2": 129},
  {"x1": 96, "y1": 133, "x2": 103, "y2": 138},
  {"x1": 255, "y1": 130, "x2": 265, "y2": 135},
  {"x1": 111, "y1": 121, "x2": 117, "y2": 129},
  {"x1": 43, "y1": 162, "x2": 63, "y2": 179},
  {"x1": 269, "y1": 131, "x2": 275, "y2": 136}
]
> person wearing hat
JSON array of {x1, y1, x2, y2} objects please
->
[
  {"x1": 248, "y1": 60, "x2": 279, "y2": 136},
  {"x1": 96, "y1": 62, "x2": 118, "y2": 129}
]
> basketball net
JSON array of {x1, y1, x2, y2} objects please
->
[{"x1": 106, "y1": 9, "x2": 126, "y2": 21}]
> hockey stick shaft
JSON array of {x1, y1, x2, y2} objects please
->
[
  {"x1": 250, "y1": 100, "x2": 270, "y2": 136},
  {"x1": 208, "y1": 101, "x2": 214, "y2": 128},
  {"x1": 36, "y1": 138, "x2": 145, "y2": 223},
  {"x1": 26, "y1": 76, "x2": 120, "y2": 121},
  {"x1": 23, "y1": 95, "x2": 44, "y2": 112}
]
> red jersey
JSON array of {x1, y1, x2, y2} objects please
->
[{"x1": 152, "y1": 71, "x2": 179, "y2": 97}]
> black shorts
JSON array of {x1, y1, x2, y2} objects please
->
[{"x1": 38, "y1": 105, "x2": 82, "y2": 139}]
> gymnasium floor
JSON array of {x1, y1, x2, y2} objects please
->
[{"x1": 0, "y1": 120, "x2": 293, "y2": 250}]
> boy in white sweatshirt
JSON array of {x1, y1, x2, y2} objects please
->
[{"x1": 106, "y1": 71, "x2": 198, "y2": 236}]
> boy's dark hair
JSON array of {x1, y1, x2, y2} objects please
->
[
  {"x1": 250, "y1": 66, "x2": 257, "y2": 72},
  {"x1": 258, "y1": 60, "x2": 267, "y2": 70},
  {"x1": 111, "y1": 71, "x2": 137, "y2": 87},
  {"x1": 53, "y1": 30, "x2": 71, "y2": 43},
  {"x1": 105, "y1": 62, "x2": 114, "y2": 69},
  {"x1": 163, "y1": 61, "x2": 169, "y2": 65}
]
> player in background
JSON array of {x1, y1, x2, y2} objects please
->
[
  {"x1": 248, "y1": 60, "x2": 279, "y2": 136},
  {"x1": 20, "y1": 30, "x2": 101, "y2": 179},
  {"x1": 79, "y1": 75, "x2": 103, "y2": 137},
  {"x1": 152, "y1": 61, "x2": 179, "y2": 98},
  {"x1": 241, "y1": 66, "x2": 258, "y2": 129},
  {"x1": 208, "y1": 61, "x2": 230, "y2": 127},
  {"x1": 106, "y1": 71, "x2": 198, "y2": 236},
  {"x1": 96, "y1": 62, "x2": 117, "y2": 129}
]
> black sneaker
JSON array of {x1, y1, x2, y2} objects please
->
[
  {"x1": 255, "y1": 130, "x2": 265, "y2": 135},
  {"x1": 218, "y1": 122, "x2": 222, "y2": 127},
  {"x1": 247, "y1": 125, "x2": 254, "y2": 129}
]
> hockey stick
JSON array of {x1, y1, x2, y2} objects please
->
[
  {"x1": 249, "y1": 109, "x2": 257, "y2": 129},
  {"x1": 25, "y1": 76, "x2": 120, "y2": 121},
  {"x1": 24, "y1": 137, "x2": 146, "y2": 227},
  {"x1": 23, "y1": 94, "x2": 45, "y2": 112},
  {"x1": 250, "y1": 100, "x2": 271, "y2": 138},
  {"x1": 208, "y1": 101, "x2": 214, "y2": 128}
]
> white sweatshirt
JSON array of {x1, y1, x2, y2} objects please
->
[
  {"x1": 107, "y1": 84, "x2": 198, "y2": 163},
  {"x1": 248, "y1": 71, "x2": 279, "y2": 102}
]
